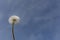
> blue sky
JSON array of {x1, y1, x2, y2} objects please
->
[{"x1": 0, "y1": 0, "x2": 60, "y2": 40}]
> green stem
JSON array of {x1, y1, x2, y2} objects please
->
[{"x1": 12, "y1": 23, "x2": 15, "y2": 40}]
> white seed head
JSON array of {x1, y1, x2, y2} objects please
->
[{"x1": 8, "y1": 15, "x2": 20, "y2": 24}]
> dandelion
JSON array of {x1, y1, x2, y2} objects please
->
[{"x1": 8, "y1": 15, "x2": 20, "y2": 40}]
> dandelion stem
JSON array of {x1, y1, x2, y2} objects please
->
[{"x1": 12, "y1": 23, "x2": 15, "y2": 40}]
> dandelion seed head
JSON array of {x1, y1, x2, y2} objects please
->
[{"x1": 8, "y1": 15, "x2": 20, "y2": 24}]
